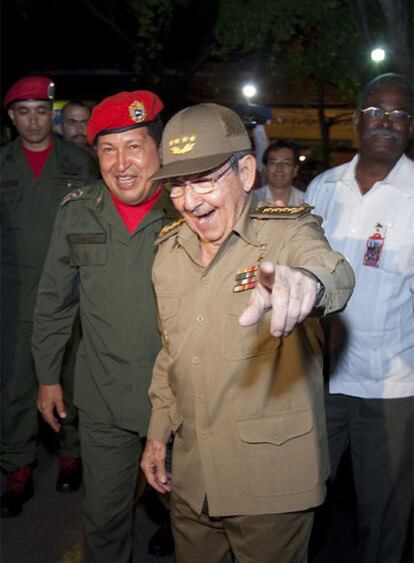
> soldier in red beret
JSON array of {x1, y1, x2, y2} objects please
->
[
  {"x1": 0, "y1": 76, "x2": 98, "y2": 518},
  {"x1": 32, "y1": 90, "x2": 175, "y2": 562}
]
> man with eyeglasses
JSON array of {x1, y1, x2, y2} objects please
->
[
  {"x1": 306, "y1": 73, "x2": 414, "y2": 562},
  {"x1": 140, "y1": 103, "x2": 355, "y2": 563},
  {"x1": 255, "y1": 139, "x2": 304, "y2": 205}
]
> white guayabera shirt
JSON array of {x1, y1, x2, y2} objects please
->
[{"x1": 306, "y1": 154, "x2": 414, "y2": 399}]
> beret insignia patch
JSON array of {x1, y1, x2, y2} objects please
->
[
  {"x1": 47, "y1": 82, "x2": 55, "y2": 100},
  {"x1": 129, "y1": 100, "x2": 147, "y2": 123},
  {"x1": 169, "y1": 135, "x2": 197, "y2": 155}
]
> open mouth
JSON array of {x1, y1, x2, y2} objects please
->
[
  {"x1": 193, "y1": 208, "x2": 215, "y2": 226},
  {"x1": 116, "y1": 176, "x2": 136, "y2": 188}
]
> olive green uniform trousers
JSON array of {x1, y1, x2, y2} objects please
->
[{"x1": 32, "y1": 183, "x2": 177, "y2": 562}]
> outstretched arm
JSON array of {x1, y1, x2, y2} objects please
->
[{"x1": 239, "y1": 261, "x2": 320, "y2": 337}]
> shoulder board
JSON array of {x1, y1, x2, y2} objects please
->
[
  {"x1": 250, "y1": 203, "x2": 313, "y2": 219},
  {"x1": 61, "y1": 188, "x2": 90, "y2": 206},
  {"x1": 156, "y1": 217, "x2": 186, "y2": 244}
]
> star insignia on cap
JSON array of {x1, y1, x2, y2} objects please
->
[
  {"x1": 128, "y1": 100, "x2": 147, "y2": 123},
  {"x1": 169, "y1": 135, "x2": 197, "y2": 155}
]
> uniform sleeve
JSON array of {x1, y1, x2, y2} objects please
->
[
  {"x1": 146, "y1": 256, "x2": 178, "y2": 443},
  {"x1": 146, "y1": 341, "x2": 176, "y2": 443},
  {"x1": 277, "y1": 213, "x2": 355, "y2": 315},
  {"x1": 31, "y1": 206, "x2": 80, "y2": 385}
]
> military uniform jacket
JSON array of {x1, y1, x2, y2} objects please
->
[
  {"x1": 1, "y1": 135, "x2": 98, "y2": 322},
  {"x1": 148, "y1": 196, "x2": 355, "y2": 516},
  {"x1": 32, "y1": 182, "x2": 177, "y2": 433}
]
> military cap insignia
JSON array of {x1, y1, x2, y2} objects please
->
[
  {"x1": 129, "y1": 100, "x2": 147, "y2": 123},
  {"x1": 251, "y1": 203, "x2": 313, "y2": 219},
  {"x1": 233, "y1": 265, "x2": 258, "y2": 293},
  {"x1": 156, "y1": 217, "x2": 186, "y2": 244},
  {"x1": 169, "y1": 135, "x2": 197, "y2": 155},
  {"x1": 47, "y1": 81, "x2": 55, "y2": 100}
]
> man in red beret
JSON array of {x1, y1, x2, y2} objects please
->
[
  {"x1": 0, "y1": 76, "x2": 98, "y2": 518},
  {"x1": 32, "y1": 90, "x2": 175, "y2": 562}
]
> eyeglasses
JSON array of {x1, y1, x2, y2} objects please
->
[
  {"x1": 267, "y1": 159, "x2": 295, "y2": 167},
  {"x1": 360, "y1": 106, "x2": 412, "y2": 123},
  {"x1": 163, "y1": 164, "x2": 234, "y2": 199}
]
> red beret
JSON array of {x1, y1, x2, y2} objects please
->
[
  {"x1": 4, "y1": 76, "x2": 55, "y2": 108},
  {"x1": 87, "y1": 90, "x2": 164, "y2": 145}
]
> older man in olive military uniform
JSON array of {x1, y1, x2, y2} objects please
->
[
  {"x1": 140, "y1": 104, "x2": 355, "y2": 563},
  {"x1": 1, "y1": 76, "x2": 98, "y2": 518},
  {"x1": 32, "y1": 91, "x2": 176, "y2": 563}
]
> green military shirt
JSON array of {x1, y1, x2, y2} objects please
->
[
  {"x1": 147, "y1": 196, "x2": 355, "y2": 516},
  {"x1": 32, "y1": 182, "x2": 177, "y2": 433},
  {"x1": 1, "y1": 135, "x2": 98, "y2": 321}
]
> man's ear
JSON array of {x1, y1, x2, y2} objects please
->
[
  {"x1": 352, "y1": 110, "x2": 360, "y2": 130},
  {"x1": 238, "y1": 154, "x2": 257, "y2": 193},
  {"x1": 7, "y1": 108, "x2": 16, "y2": 127}
]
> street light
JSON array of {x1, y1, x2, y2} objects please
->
[
  {"x1": 242, "y1": 83, "x2": 257, "y2": 99},
  {"x1": 370, "y1": 48, "x2": 386, "y2": 63}
]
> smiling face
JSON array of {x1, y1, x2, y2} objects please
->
[
  {"x1": 355, "y1": 84, "x2": 413, "y2": 165},
  {"x1": 8, "y1": 100, "x2": 54, "y2": 151},
  {"x1": 96, "y1": 127, "x2": 161, "y2": 205},
  {"x1": 265, "y1": 147, "x2": 299, "y2": 192},
  {"x1": 170, "y1": 155, "x2": 256, "y2": 257}
]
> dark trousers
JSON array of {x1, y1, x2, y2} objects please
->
[
  {"x1": 79, "y1": 411, "x2": 142, "y2": 563},
  {"x1": 1, "y1": 320, "x2": 80, "y2": 472},
  {"x1": 325, "y1": 392, "x2": 414, "y2": 563}
]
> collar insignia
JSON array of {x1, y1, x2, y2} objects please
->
[
  {"x1": 233, "y1": 265, "x2": 258, "y2": 293},
  {"x1": 129, "y1": 100, "x2": 147, "y2": 123},
  {"x1": 169, "y1": 135, "x2": 197, "y2": 155}
]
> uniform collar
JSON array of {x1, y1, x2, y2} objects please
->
[{"x1": 323, "y1": 153, "x2": 414, "y2": 196}]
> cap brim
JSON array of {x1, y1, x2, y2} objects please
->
[{"x1": 151, "y1": 153, "x2": 234, "y2": 181}]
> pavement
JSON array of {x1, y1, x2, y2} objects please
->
[
  {"x1": 0, "y1": 434, "x2": 173, "y2": 563},
  {"x1": 0, "y1": 437, "x2": 361, "y2": 563}
]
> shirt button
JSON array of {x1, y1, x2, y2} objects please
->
[
  {"x1": 202, "y1": 277, "x2": 208, "y2": 284},
  {"x1": 196, "y1": 314, "x2": 204, "y2": 322},
  {"x1": 197, "y1": 395, "x2": 203, "y2": 403},
  {"x1": 201, "y1": 432, "x2": 208, "y2": 439},
  {"x1": 192, "y1": 356, "x2": 200, "y2": 365}
]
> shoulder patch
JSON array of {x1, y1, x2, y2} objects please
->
[
  {"x1": 251, "y1": 203, "x2": 313, "y2": 219},
  {"x1": 156, "y1": 217, "x2": 186, "y2": 244},
  {"x1": 61, "y1": 188, "x2": 89, "y2": 206}
]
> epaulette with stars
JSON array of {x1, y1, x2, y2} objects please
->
[
  {"x1": 156, "y1": 217, "x2": 186, "y2": 244},
  {"x1": 250, "y1": 203, "x2": 313, "y2": 219}
]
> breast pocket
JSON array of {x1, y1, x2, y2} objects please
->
[
  {"x1": 1, "y1": 180, "x2": 22, "y2": 203},
  {"x1": 222, "y1": 298, "x2": 280, "y2": 360},
  {"x1": 67, "y1": 233, "x2": 107, "y2": 266},
  {"x1": 381, "y1": 228, "x2": 414, "y2": 275}
]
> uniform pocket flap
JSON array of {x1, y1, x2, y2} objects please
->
[
  {"x1": 67, "y1": 233, "x2": 107, "y2": 244},
  {"x1": 238, "y1": 410, "x2": 313, "y2": 446}
]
